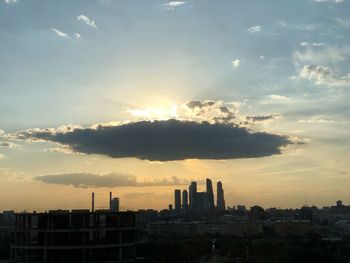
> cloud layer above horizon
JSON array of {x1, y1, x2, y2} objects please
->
[
  {"x1": 35, "y1": 173, "x2": 194, "y2": 188},
  {"x1": 1, "y1": 0, "x2": 349, "y2": 210},
  {"x1": 10, "y1": 119, "x2": 291, "y2": 161}
]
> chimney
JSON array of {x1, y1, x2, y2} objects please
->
[
  {"x1": 92, "y1": 192, "x2": 95, "y2": 212},
  {"x1": 109, "y1": 192, "x2": 112, "y2": 210}
]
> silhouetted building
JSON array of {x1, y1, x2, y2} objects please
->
[
  {"x1": 182, "y1": 190, "x2": 188, "y2": 211},
  {"x1": 189, "y1": 182, "x2": 197, "y2": 210},
  {"x1": 11, "y1": 210, "x2": 136, "y2": 262},
  {"x1": 250, "y1": 205, "x2": 265, "y2": 220},
  {"x1": 110, "y1": 197, "x2": 120, "y2": 212},
  {"x1": 237, "y1": 205, "x2": 246, "y2": 212},
  {"x1": 206, "y1": 178, "x2": 215, "y2": 210},
  {"x1": 193, "y1": 192, "x2": 210, "y2": 211},
  {"x1": 217, "y1": 181, "x2": 226, "y2": 211},
  {"x1": 0, "y1": 211, "x2": 15, "y2": 242},
  {"x1": 174, "y1": 189, "x2": 181, "y2": 211},
  {"x1": 168, "y1": 204, "x2": 173, "y2": 211},
  {"x1": 336, "y1": 200, "x2": 343, "y2": 207},
  {"x1": 299, "y1": 206, "x2": 313, "y2": 221}
]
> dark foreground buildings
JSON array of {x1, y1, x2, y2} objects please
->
[{"x1": 11, "y1": 210, "x2": 136, "y2": 262}]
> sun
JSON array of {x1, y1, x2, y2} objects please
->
[{"x1": 127, "y1": 104, "x2": 178, "y2": 120}]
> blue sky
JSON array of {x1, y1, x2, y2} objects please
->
[{"x1": 0, "y1": 0, "x2": 350, "y2": 211}]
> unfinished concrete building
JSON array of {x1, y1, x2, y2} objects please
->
[{"x1": 11, "y1": 210, "x2": 136, "y2": 262}]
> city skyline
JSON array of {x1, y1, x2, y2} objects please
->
[{"x1": 1, "y1": 0, "x2": 350, "y2": 211}]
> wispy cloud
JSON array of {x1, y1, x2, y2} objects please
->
[
  {"x1": 232, "y1": 59, "x2": 241, "y2": 69},
  {"x1": 262, "y1": 95, "x2": 292, "y2": 104},
  {"x1": 4, "y1": 0, "x2": 18, "y2": 4},
  {"x1": 74, "y1": 33, "x2": 81, "y2": 39},
  {"x1": 51, "y1": 27, "x2": 69, "y2": 38},
  {"x1": 164, "y1": 1, "x2": 186, "y2": 10},
  {"x1": 0, "y1": 153, "x2": 4, "y2": 159},
  {"x1": 0, "y1": 142, "x2": 20, "y2": 148},
  {"x1": 335, "y1": 18, "x2": 350, "y2": 29},
  {"x1": 248, "y1": 25, "x2": 261, "y2": 33},
  {"x1": 313, "y1": 0, "x2": 343, "y2": 3},
  {"x1": 278, "y1": 21, "x2": 315, "y2": 31},
  {"x1": 300, "y1": 42, "x2": 325, "y2": 47},
  {"x1": 35, "y1": 173, "x2": 193, "y2": 188},
  {"x1": 246, "y1": 113, "x2": 281, "y2": 122},
  {"x1": 268, "y1": 95, "x2": 290, "y2": 101},
  {"x1": 77, "y1": 14, "x2": 97, "y2": 28},
  {"x1": 294, "y1": 45, "x2": 347, "y2": 65},
  {"x1": 298, "y1": 118, "x2": 334, "y2": 124},
  {"x1": 299, "y1": 65, "x2": 350, "y2": 87}
]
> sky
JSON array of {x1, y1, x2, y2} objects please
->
[{"x1": 0, "y1": 0, "x2": 350, "y2": 212}]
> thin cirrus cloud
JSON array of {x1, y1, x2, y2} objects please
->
[
  {"x1": 267, "y1": 95, "x2": 291, "y2": 102},
  {"x1": 300, "y1": 42, "x2": 325, "y2": 47},
  {"x1": 313, "y1": 0, "x2": 343, "y2": 3},
  {"x1": 294, "y1": 45, "x2": 346, "y2": 65},
  {"x1": 77, "y1": 14, "x2": 97, "y2": 28},
  {"x1": 164, "y1": 1, "x2": 186, "y2": 10},
  {"x1": 248, "y1": 25, "x2": 261, "y2": 33},
  {"x1": 298, "y1": 118, "x2": 334, "y2": 124},
  {"x1": 246, "y1": 113, "x2": 281, "y2": 122},
  {"x1": 336, "y1": 18, "x2": 350, "y2": 29},
  {"x1": 51, "y1": 27, "x2": 69, "y2": 38},
  {"x1": 4, "y1": 0, "x2": 18, "y2": 4},
  {"x1": 10, "y1": 119, "x2": 292, "y2": 161},
  {"x1": 51, "y1": 28, "x2": 81, "y2": 39},
  {"x1": 260, "y1": 95, "x2": 292, "y2": 105},
  {"x1": 0, "y1": 142, "x2": 19, "y2": 148},
  {"x1": 35, "y1": 173, "x2": 193, "y2": 188},
  {"x1": 299, "y1": 65, "x2": 350, "y2": 87}
]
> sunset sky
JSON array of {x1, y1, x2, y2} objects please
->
[{"x1": 1, "y1": 0, "x2": 350, "y2": 212}]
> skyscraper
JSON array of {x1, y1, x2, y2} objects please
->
[
  {"x1": 206, "y1": 178, "x2": 215, "y2": 210},
  {"x1": 217, "y1": 181, "x2": 226, "y2": 211},
  {"x1": 193, "y1": 192, "x2": 210, "y2": 211},
  {"x1": 189, "y1": 182, "x2": 197, "y2": 210},
  {"x1": 174, "y1": 189, "x2": 181, "y2": 211},
  {"x1": 182, "y1": 190, "x2": 188, "y2": 211}
]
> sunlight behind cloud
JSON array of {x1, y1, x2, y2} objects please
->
[{"x1": 127, "y1": 104, "x2": 178, "y2": 120}]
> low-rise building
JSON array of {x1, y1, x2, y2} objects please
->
[{"x1": 11, "y1": 210, "x2": 137, "y2": 262}]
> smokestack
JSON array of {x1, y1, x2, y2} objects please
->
[
  {"x1": 109, "y1": 192, "x2": 112, "y2": 210},
  {"x1": 92, "y1": 192, "x2": 95, "y2": 212}
]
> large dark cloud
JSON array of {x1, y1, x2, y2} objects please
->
[
  {"x1": 15, "y1": 119, "x2": 292, "y2": 161},
  {"x1": 35, "y1": 173, "x2": 193, "y2": 188}
]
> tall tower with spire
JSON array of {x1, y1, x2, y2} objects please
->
[
  {"x1": 182, "y1": 190, "x2": 188, "y2": 211},
  {"x1": 206, "y1": 178, "x2": 215, "y2": 210},
  {"x1": 189, "y1": 181, "x2": 197, "y2": 210},
  {"x1": 217, "y1": 181, "x2": 226, "y2": 211},
  {"x1": 174, "y1": 189, "x2": 181, "y2": 211}
]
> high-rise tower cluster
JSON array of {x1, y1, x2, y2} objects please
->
[{"x1": 173, "y1": 178, "x2": 225, "y2": 212}]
